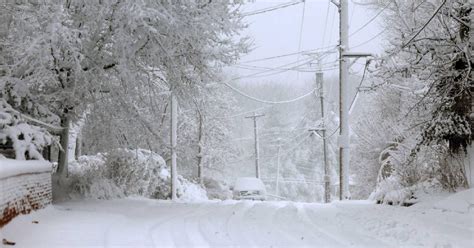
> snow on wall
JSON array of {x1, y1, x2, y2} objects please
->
[{"x1": 0, "y1": 159, "x2": 52, "y2": 227}]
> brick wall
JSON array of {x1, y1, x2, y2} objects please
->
[{"x1": 0, "y1": 160, "x2": 52, "y2": 227}]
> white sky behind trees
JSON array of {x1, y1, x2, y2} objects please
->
[{"x1": 231, "y1": 0, "x2": 384, "y2": 85}]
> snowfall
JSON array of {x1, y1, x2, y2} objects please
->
[{"x1": 1, "y1": 189, "x2": 473, "y2": 248}]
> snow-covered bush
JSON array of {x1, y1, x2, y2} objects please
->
[
  {"x1": 64, "y1": 149, "x2": 207, "y2": 201},
  {"x1": 370, "y1": 174, "x2": 444, "y2": 206},
  {"x1": 203, "y1": 177, "x2": 232, "y2": 200},
  {"x1": 64, "y1": 154, "x2": 123, "y2": 199},
  {"x1": 0, "y1": 99, "x2": 53, "y2": 160}
]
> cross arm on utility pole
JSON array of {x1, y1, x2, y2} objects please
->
[{"x1": 245, "y1": 113, "x2": 265, "y2": 119}]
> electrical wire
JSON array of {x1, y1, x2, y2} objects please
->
[
  {"x1": 321, "y1": 0, "x2": 331, "y2": 47},
  {"x1": 211, "y1": 106, "x2": 271, "y2": 119},
  {"x1": 233, "y1": 59, "x2": 339, "y2": 73},
  {"x1": 327, "y1": 5, "x2": 337, "y2": 48},
  {"x1": 351, "y1": 28, "x2": 386, "y2": 49},
  {"x1": 232, "y1": 56, "x2": 317, "y2": 81},
  {"x1": 349, "y1": 60, "x2": 370, "y2": 114},
  {"x1": 348, "y1": 3, "x2": 388, "y2": 37},
  {"x1": 239, "y1": 45, "x2": 337, "y2": 64},
  {"x1": 223, "y1": 81, "x2": 318, "y2": 105},
  {"x1": 241, "y1": 0, "x2": 303, "y2": 17},
  {"x1": 296, "y1": 0, "x2": 307, "y2": 80}
]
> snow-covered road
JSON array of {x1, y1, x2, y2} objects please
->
[{"x1": 1, "y1": 198, "x2": 473, "y2": 247}]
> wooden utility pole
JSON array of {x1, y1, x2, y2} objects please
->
[
  {"x1": 316, "y1": 70, "x2": 331, "y2": 203},
  {"x1": 245, "y1": 113, "x2": 265, "y2": 178},
  {"x1": 303, "y1": 50, "x2": 335, "y2": 203},
  {"x1": 276, "y1": 138, "x2": 281, "y2": 196}
]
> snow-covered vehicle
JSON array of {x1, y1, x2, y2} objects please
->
[{"x1": 233, "y1": 177, "x2": 267, "y2": 201}]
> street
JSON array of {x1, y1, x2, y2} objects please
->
[{"x1": 1, "y1": 198, "x2": 473, "y2": 247}]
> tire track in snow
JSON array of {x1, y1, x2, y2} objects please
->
[
  {"x1": 196, "y1": 202, "x2": 236, "y2": 246},
  {"x1": 269, "y1": 203, "x2": 344, "y2": 247},
  {"x1": 224, "y1": 201, "x2": 258, "y2": 246},
  {"x1": 293, "y1": 204, "x2": 348, "y2": 247},
  {"x1": 303, "y1": 203, "x2": 394, "y2": 247},
  {"x1": 148, "y1": 203, "x2": 204, "y2": 247},
  {"x1": 247, "y1": 201, "x2": 302, "y2": 247},
  {"x1": 178, "y1": 202, "x2": 219, "y2": 247},
  {"x1": 103, "y1": 201, "x2": 162, "y2": 248}
]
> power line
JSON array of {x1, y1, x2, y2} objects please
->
[
  {"x1": 232, "y1": 56, "x2": 317, "y2": 81},
  {"x1": 348, "y1": 3, "x2": 388, "y2": 37},
  {"x1": 402, "y1": 0, "x2": 446, "y2": 48},
  {"x1": 349, "y1": 60, "x2": 370, "y2": 114},
  {"x1": 327, "y1": 4, "x2": 337, "y2": 48},
  {"x1": 233, "y1": 59, "x2": 339, "y2": 73},
  {"x1": 223, "y1": 81, "x2": 318, "y2": 105},
  {"x1": 241, "y1": 0, "x2": 303, "y2": 17},
  {"x1": 349, "y1": 0, "x2": 356, "y2": 23},
  {"x1": 211, "y1": 106, "x2": 270, "y2": 120},
  {"x1": 296, "y1": 0, "x2": 306, "y2": 80},
  {"x1": 236, "y1": 65, "x2": 338, "y2": 80},
  {"x1": 321, "y1": 0, "x2": 330, "y2": 47},
  {"x1": 261, "y1": 178, "x2": 322, "y2": 184},
  {"x1": 239, "y1": 46, "x2": 337, "y2": 64},
  {"x1": 351, "y1": 28, "x2": 386, "y2": 49},
  {"x1": 279, "y1": 134, "x2": 311, "y2": 158},
  {"x1": 297, "y1": 0, "x2": 306, "y2": 53}
]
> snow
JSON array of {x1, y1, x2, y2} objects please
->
[
  {"x1": 434, "y1": 188, "x2": 474, "y2": 213},
  {"x1": 2, "y1": 196, "x2": 473, "y2": 247},
  {"x1": 60, "y1": 150, "x2": 207, "y2": 201},
  {"x1": 203, "y1": 177, "x2": 232, "y2": 200},
  {"x1": 0, "y1": 159, "x2": 51, "y2": 179},
  {"x1": 0, "y1": 99, "x2": 53, "y2": 160}
]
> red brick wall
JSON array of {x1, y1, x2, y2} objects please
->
[{"x1": 0, "y1": 164, "x2": 52, "y2": 227}]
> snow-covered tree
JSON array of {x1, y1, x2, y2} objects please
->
[
  {"x1": 2, "y1": 1, "x2": 249, "y2": 178},
  {"x1": 351, "y1": 0, "x2": 472, "y2": 200}
]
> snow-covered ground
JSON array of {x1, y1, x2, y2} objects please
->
[{"x1": 1, "y1": 196, "x2": 473, "y2": 247}]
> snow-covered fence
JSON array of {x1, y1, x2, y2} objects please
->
[{"x1": 0, "y1": 159, "x2": 52, "y2": 227}]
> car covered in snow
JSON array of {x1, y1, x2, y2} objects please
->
[{"x1": 232, "y1": 177, "x2": 267, "y2": 201}]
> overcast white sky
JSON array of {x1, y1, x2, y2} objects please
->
[{"x1": 230, "y1": 0, "x2": 385, "y2": 85}]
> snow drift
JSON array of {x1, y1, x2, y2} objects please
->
[
  {"x1": 61, "y1": 149, "x2": 207, "y2": 201},
  {"x1": 434, "y1": 188, "x2": 474, "y2": 213}
]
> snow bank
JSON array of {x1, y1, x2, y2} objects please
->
[
  {"x1": 434, "y1": 188, "x2": 474, "y2": 213},
  {"x1": 203, "y1": 177, "x2": 232, "y2": 200},
  {"x1": 64, "y1": 149, "x2": 207, "y2": 201},
  {"x1": 370, "y1": 177, "x2": 442, "y2": 206},
  {"x1": 0, "y1": 159, "x2": 51, "y2": 179}
]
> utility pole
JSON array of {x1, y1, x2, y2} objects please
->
[
  {"x1": 245, "y1": 113, "x2": 265, "y2": 178},
  {"x1": 303, "y1": 50, "x2": 335, "y2": 203},
  {"x1": 316, "y1": 69, "x2": 331, "y2": 203},
  {"x1": 333, "y1": 0, "x2": 372, "y2": 200},
  {"x1": 337, "y1": 0, "x2": 350, "y2": 200},
  {"x1": 276, "y1": 138, "x2": 281, "y2": 196},
  {"x1": 170, "y1": 89, "x2": 178, "y2": 200}
]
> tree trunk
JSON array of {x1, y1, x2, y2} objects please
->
[
  {"x1": 75, "y1": 131, "x2": 82, "y2": 160},
  {"x1": 197, "y1": 110, "x2": 203, "y2": 185},
  {"x1": 170, "y1": 91, "x2": 178, "y2": 200},
  {"x1": 57, "y1": 115, "x2": 70, "y2": 177}
]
